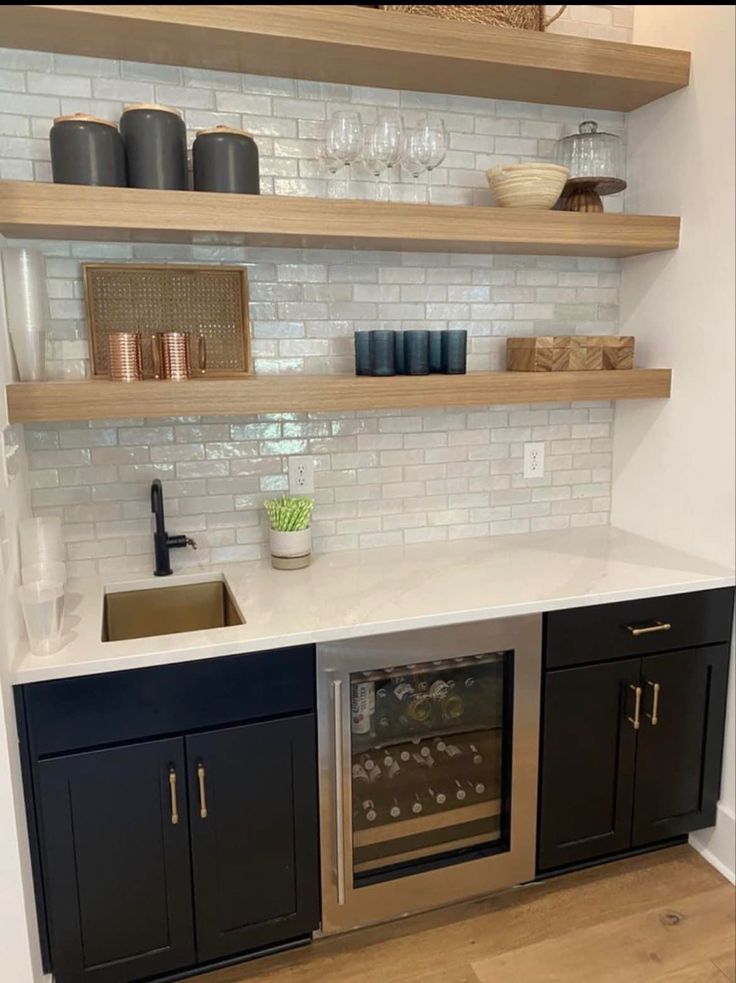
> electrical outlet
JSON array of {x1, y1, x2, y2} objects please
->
[
  {"x1": 523, "y1": 442, "x2": 545, "y2": 479},
  {"x1": 288, "y1": 456, "x2": 314, "y2": 495}
]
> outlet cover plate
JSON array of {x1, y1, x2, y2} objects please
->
[
  {"x1": 288, "y1": 456, "x2": 315, "y2": 495},
  {"x1": 523, "y1": 441, "x2": 545, "y2": 479}
]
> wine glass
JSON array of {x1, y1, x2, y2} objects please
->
[
  {"x1": 401, "y1": 128, "x2": 431, "y2": 202},
  {"x1": 325, "y1": 110, "x2": 362, "y2": 198},
  {"x1": 416, "y1": 114, "x2": 448, "y2": 199},
  {"x1": 319, "y1": 146, "x2": 345, "y2": 198},
  {"x1": 362, "y1": 123, "x2": 389, "y2": 201},
  {"x1": 373, "y1": 110, "x2": 404, "y2": 200}
]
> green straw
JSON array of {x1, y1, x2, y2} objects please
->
[{"x1": 264, "y1": 495, "x2": 314, "y2": 532}]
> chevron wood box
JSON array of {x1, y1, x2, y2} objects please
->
[{"x1": 506, "y1": 335, "x2": 635, "y2": 371}]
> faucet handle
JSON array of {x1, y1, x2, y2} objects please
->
[{"x1": 165, "y1": 533, "x2": 197, "y2": 552}]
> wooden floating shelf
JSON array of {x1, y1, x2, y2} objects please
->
[
  {"x1": 0, "y1": 183, "x2": 681, "y2": 258},
  {"x1": 0, "y1": 5, "x2": 691, "y2": 112},
  {"x1": 7, "y1": 371, "x2": 673, "y2": 424}
]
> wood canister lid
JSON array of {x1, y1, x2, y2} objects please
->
[
  {"x1": 122, "y1": 102, "x2": 183, "y2": 118},
  {"x1": 195, "y1": 125, "x2": 255, "y2": 139},
  {"x1": 53, "y1": 112, "x2": 118, "y2": 128}
]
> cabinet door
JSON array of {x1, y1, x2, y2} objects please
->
[
  {"x1": 186, "y1": 714, "x2": 320, "y2": 962},
  {"x1": 37, "y1": 738, "x2": 194, "y2": 983},
  {"x1": 633, "y1": 645, "x2": 730, "y2": 845},
  {"x1": 538, "y1": 658, "x2": 640, "y2": 872}
]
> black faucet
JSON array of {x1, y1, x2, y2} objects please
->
[{"x1": 150, "y1": 479, "x2": 196, "y2": 576}]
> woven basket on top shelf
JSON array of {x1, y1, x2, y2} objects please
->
[{"x1": 381, "y1": 5, "x2": 567, "y2": 30}]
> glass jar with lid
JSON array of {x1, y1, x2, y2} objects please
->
[{"x1": 554, "y1": 120, "x2": 626, "y2": 212}]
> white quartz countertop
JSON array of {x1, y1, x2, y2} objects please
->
[{"x1": 12, "y1": 526, "x2": 735, "y2": 684}]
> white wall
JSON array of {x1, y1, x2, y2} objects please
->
[
  {"x1": 545, "y1": 4, "x2": 633, "y2": 42},
  {"x1": 613, "y1": 4, "x2": 736, "y2": 882},
  {"x1": 0, "y1": 249, "x2": 44, "y2": 981}
]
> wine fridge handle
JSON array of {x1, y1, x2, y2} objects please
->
[{"x1": 332, "y1": 677, "x2": 347, "y2": 907}]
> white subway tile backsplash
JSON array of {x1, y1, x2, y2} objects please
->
[
  {"x1": 22, "y1": 399, "x2": 613, "y2": 569},
  {"x1": 1, "y1": 8, "x2": 631, "y2": 569}
]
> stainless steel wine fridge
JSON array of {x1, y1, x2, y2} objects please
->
[{"x1": 316, "y1": 615, "x2": 542, "y2": 934}]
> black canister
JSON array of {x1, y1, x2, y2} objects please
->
[
  {"x1": 370, "y1": 330, "x2": 396, "y2": 377},
  {"x1": 193, "y1": 126, "x2": 260, "y2": 194},
  {"x1": 445, "y1": 329, "x2": 468, "y2": 374},
  {"x1": 119, "y1": 103, "x2": 188, "y2": 190},
  {"x1": 404, "y1": 330, "x2": 430, "y2": 375},
  {"x1": 49, "y1": 114, "x2": 126, "y2": 187}
]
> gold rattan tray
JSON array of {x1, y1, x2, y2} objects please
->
[{"x1": 83, "y1": 263, "x2": 253, "y2": 378}]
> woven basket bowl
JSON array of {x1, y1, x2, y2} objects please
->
[{"x1": 486, "y1": 163, "x2": 569, "y2": 209}]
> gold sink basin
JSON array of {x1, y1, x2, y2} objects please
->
[{"x1": 102, "y1": 580, "x2": 244, "y2": 642}]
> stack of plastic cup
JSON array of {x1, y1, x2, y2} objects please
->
[
  {"x1": 1, "y1": 248, "x2": 50, "y2": 381},
  {"x1": 18, "y1": 517, "x2": 66, "y2": 656}
]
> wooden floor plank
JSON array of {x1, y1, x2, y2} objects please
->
[
  {"x1": 188, "y1": 848, "x2": 732, "y2": 983},
  {"x1": 713, "y1": 948, "x2": 736, "y2": 982},
  {"x1": 649, "y1": 963, "x2": 733, "y2": 983},
  {"x1": 471, "y1": 886, "x2": 735, "y2": 983}
]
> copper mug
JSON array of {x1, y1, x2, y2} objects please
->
[
  {"x1": 151, "y1": 332, "x2": 207, "y2": 380},
  {"x1": 107, "y1": 332, "x2": 143, "y2": 382}
]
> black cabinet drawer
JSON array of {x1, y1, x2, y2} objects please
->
[
  {"x1": 22, "y1": 645, "x2": 315, "y2": 756},
  {"x1": 545, "y1": 588, "x2": 734, "y2": 669}
]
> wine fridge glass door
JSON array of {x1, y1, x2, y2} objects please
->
[
  {"x1": 350, "y1": 652, "x2": 510, "y2": 881},
  {"x1": 317, "y1": 614, "x2": 541, "y2": 936}
]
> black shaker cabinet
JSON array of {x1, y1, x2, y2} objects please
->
[
  {"x1": 186, "y1": 716, "x2": 320, "y2": 962},
  {"x1": 36, "y1": 739, "x2": 195, "y2": 983},
  {"x1": 538, "y1": 588, "x2": 734, "y2": 873},
  {"x1": 632, "y1": 646, "x2": 730, "y2": 845},
  {"x1": 16, "y1": 646, "x2": 320, "y2": 983},
  {"x1": 538, "y1": 658, "x2": 640, "y2": 869}
]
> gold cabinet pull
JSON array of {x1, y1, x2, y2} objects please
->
[
  {"x1": 197, "y1": 763, "x2": 208, "y2": 819},
  {"x1": 646, "y1": 681, "x2": 661, "y2": 726},
  {"x1": 168, "y1": 767, "x2": 179, "y2": 825},
  {"x1": 628, "y1": 685, "x2": 642, "y2": 730},
  {"x1": 626, "y1": 621, "x2": 672, "y2": 637}
]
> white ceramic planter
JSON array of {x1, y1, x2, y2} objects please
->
[{"x1": 269, "y1": 527, "x2": 311, "y2": 570}]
